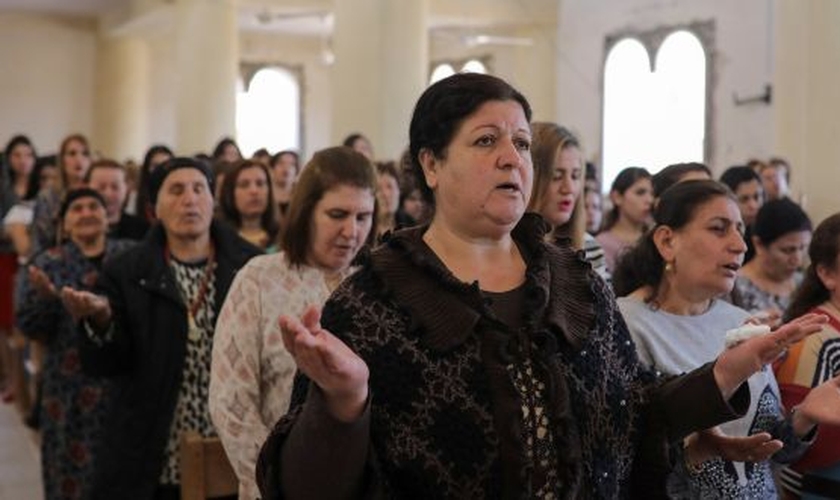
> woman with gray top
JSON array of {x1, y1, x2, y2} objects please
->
[{"x1": 613, "y1": 180, "x2": 840, "y2": 499}]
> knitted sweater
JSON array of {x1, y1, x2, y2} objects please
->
[{"x1": 257, "y1": 214, "x2": 748, "y2": 499}]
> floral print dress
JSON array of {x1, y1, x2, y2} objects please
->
[{"x1": 16, "y1": 239, "x2": 133, "y2": 500}]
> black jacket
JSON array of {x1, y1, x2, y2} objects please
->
[{"x1": 78, "y1": 221, "x2": 260, "y2": 499}]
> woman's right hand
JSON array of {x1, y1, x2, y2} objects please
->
[
  {"x1": 279, "y1": 306, "x2": 369, "y2": 422},
  {"x1": 60, "y1": 286, "x2": 112, "y2": 327},
  {"x1": 714, "y1": 313, "x2": 828, "y2": 399}
]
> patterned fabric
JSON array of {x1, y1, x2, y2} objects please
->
[
  {"x1": 258, "y1": 214, "x2": 748, "y2": 500},
  {"x1": 730, "y1": 272, "x2": 803, "y2": 315},
  {"x1": 158, "y1": 258, "x2": 217, "y2": 485},
  {"x1": 582, "y1": 233, "x2": 610, "y2": 283},
  {"x1": 775, "y1": 305, "x2": 840, "y2": 498},
  {"x1": 31, "y1": 187, "x2": 62, "y2": 253},
  {"x1": 16, "y1": 239, "x2": 133, "y2": 500},
  {"x1": 210, "y1": 253, "x2": 340, "y2": 499}
]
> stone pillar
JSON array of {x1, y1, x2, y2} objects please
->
[
  {"x1": 774, "y1": 0, "x2": 840, "y2": 222},
  {"x1": 94, "y1": 36, "x2": 149, "y2": 162},
  {"x1": 173, "y1": 0, "x2": 239, "y2": 155},
  {"x1": 331, "y1": 0, "x2": 428, "y2": 160}
]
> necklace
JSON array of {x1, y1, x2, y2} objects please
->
[{"x1": 165, "y1": 244, "x2": 216, "y2": 341}]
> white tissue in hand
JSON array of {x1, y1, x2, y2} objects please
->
[{"x1": 724, "y1": 324, "x2": 771, "y2": 348}]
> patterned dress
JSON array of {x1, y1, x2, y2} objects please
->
[
  {"x1": 16, "y1": 239, "x2": 133, "y2": 500},
  {"x1": 210, "y1": 253, "x2": 347, "y2": 499}
]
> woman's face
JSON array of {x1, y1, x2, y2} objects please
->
[
  {"x1": 757, "y1": 230, "x2": 811, "y2": 280},
  {"x1": 421, "y1": 99, "x2": 532, "y2": 238},
  {"x1": 39, "y1": 165, "x2": 59, "y2": 191},
  {"x1": 538, "y1": 145, "x2": 582, "y2": 227},
  {"x1": 614, "y1": 177, "x2": 653, "y2": 226},
  {"x1": 221, "y1": 143, "x2": 241, "y2": 164},
  {"x1": 62, "y1": 139, "x2": 91, "y2": 183},
  {"x1": 273, "y1": 154, "x2": 298, "y2": 190},
  {"x1": 234, "y1": 166, "x2": 270, "y2": 219},
  {"x1": 376, "y1": 173, "x2": 400, "y2": 215},
  {"x1": 584, "y1": 190, "x2": 602, "y2": 234},
  {"x1": 402, "y1": 189, "x2": 426, "y2": 222},
  {"x1": 63, "y1": 196, "x2": 108, "y2": 242},
  {"x1": 149, "y1": 151, "x2": 172, "y2": 173},
  {"x1": 9, "y1": 143, "x2": 35, "y2": 178},
  {"x1": 662, "y1": 196, "x2": 747, "y2": 298},
  {"x1": 734, "y1": 179, "x2": 764, "y2": 226},
  {"x1": 352, "y1": 137, "x2": 374, "y2": 160},
  {"x1": 307, "y1": 184, "x2": 375, "y2": 273}
]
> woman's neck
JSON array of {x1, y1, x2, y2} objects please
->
[
  {"x1": 611, "y1": 217, "x2": 644, "y2": 242},
  {"x1": 649, "y1": 280, "x2": 713, "y2": 316},
  {"x1": 274, "y1": 185, "x2": 292, "y2": 203},
  {"x1": 73, "y1": 234, "x2": 106, "y2": 257},
  {"x1": 240, "y1": 215, "x2": 263, "y2": 231},
  {"x1": 66, "y1": 178, "x2": 86, "y2": 190},
  {"x1": 422, "y1": 221, "x2": 524, "y2": 292},
  {"x1": 13, "y1": 176, "x2": 28, "y2": 197},
  {"x1": 168, "y1": 233, "x2": 211, "y2": 263}
]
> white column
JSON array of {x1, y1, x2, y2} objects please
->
[
  {"x1": 94, "y1": 36, "x2": 150, "y2": 161},
  {"x1": 173, "y1": 0, "x2": 239, "y2": 155},
  {"x1": 774, "y1": 0, "x2": 840, "y2": 222},
  {"x1": 331, "y1": 0, "x2": 428, "y2": 160}
]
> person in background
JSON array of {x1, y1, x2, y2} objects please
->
[
  {"x1": 32, "y1": 134, "x2": 92, "y2": 252},
  {"x1": 17, "y1": 188, "x2": 134, "y2": 500},
  {"x1": 60, "y1": 158, "x2": 260, "y2": 499},
  {"x1": 761, "y1": 157, "x2": 791, "y2": 202},
  {"x1": 218, "y1": 160, "x2": 280, "y2": 252},
  {"x1": 256, "y1": 72, "x2": 826, "y2": 500},
  {"x1": 720, "y1": 165, "x2": 765, "y2": 264},
  {"x1": 343, "y1": 132, "x2": 374, "y2": 160},
  {"x1": 651, "y1": 162, "x2": 712, "y2": 201},
  {"x1": 133, "y1": 144, "x2": 174, "y2": 222},
  {"x1": 212, "y1": 137, "x2": 243, "y2": 165},
  {"x1": 584, "y1": 184, "x2": 603, "y2": 235},
  {"x1": 251, "y1": 148, "x2": 271, "y2": 167},
  {"x1": 596, "y1": 166, "x2": 653, "y2": 273},
  {"x1": 613, "y1": 179, "x2": 840, "y2": 499},
  {"x1": 271, "y1": 150, "x2": 300, "y2": 219},
  {"x1": 730, "y1": 198, "x2": 812, "y2": 326},
  {"x1": 777, "y1": 213, "x2": 840, "y2": 499},
  {"x1": 374, "y1": 161, "x2": 403, "y2": 237},
  {"x1": 0, "y1": 135, "x2": 37, "y2": 404},
  {"x1": 527, "y1": 122, "x2": 608, "y2": 279},
  {"x1": 86, "y1": 159, "x2": 149, "y2": 241},
  {"x1": 210, "y1": 146, "x2": 377, "y2": 500}
]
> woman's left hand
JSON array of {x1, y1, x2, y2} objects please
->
[{"x1": 791, "y1": 374, "x2": 840, "y2": 436}]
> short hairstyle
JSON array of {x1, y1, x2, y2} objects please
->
[
  {"x1": 719, "y1": 165, "x2": 762, "y2": 192},
  {"x1": 753, "y1": 198, "x2": 811, "y2": 246},
  {"x1": 84, "y1": 158, "x2": 126, "y2": 183},
  {"x1": 280, "y1": 146, "x2": 378, "y2": 266},
  {"x1": 786, "y1": 212, "x2": 840, "y2": 321},
  {"x1": 612, "y1": 180, "x2": 735, "y2": 297},
  {"x1": 219, "y1": 160, "x2": 279, "y2": 242},
  {"x1": 652, "y1": 162, "x2": 712, "y2": 199},
  {"x1": 407, "y1": 72, "x2": 532, "y2": 208}
]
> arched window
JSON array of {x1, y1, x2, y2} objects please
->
[
  {"x1": 601, "y1": 28, "x2": 708, "y2": 191},
  {"x1": 236, "y1": 66, "x2": 300, "y2": 157},
  {"x1": 430, "y1": 63, "x2": 455, "y2": 85}
]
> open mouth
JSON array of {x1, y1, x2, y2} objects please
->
[
  {"x1": 496, "y1": 182, "x2": 520, "y2": 193},
  {"x1": 722, "y1": 262, "x2": 741, "y2": 273}
]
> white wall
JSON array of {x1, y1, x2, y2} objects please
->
[
  {"x1": 0, "y1": 12, "x2": 97, "y2": 155},
  {"x1": 557, "y1": 0, "x2": 776, "y2": 175}
]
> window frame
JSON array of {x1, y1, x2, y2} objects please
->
[{"x1": 238, "y1": 62, "x2": 305, "y2": 155}]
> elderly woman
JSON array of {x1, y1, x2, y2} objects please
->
[
  {"x1": 209, "y1": 147, "x2": 376, "y2": 499},
  {"x1": 731, "y1": 198, "x2": 812, "y2": 323},
  {"x1": 613, "y1": 180, "x2": 840, "y2": 499},
  {"x1": 257, "y1": 74, "x2": 830, "y2": 500},
  {"x1": 776, "y1": 213, "x2": 840, "y2": 499},
  {"x1": 17, "y1": 188, "x2": 133, "y2": 499}
]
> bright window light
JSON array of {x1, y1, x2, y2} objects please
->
[
  {"x1": 430, "y1": 64, "x2": 455, "y2": 85},
  {"x1": 461, "y1": 59, "x2": 487, "y2": 74},
  {"x1": 602, "y1": 32, "x2": 706, "y2": 191},
  {"x1": 236, "y1": 67, "x2": 300, "y2": 157}
]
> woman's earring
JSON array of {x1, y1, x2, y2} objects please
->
[{"x1": 665, "y1": 261, "x2": 674, "y2": 273}]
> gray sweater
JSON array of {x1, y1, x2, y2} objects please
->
[{"x1": 618, "y1": 296, "x2": 811, "y2": 499}]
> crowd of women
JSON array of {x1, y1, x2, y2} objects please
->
[{"x1": 0, "y1": 72, "x2": 838, "y2": 500}]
